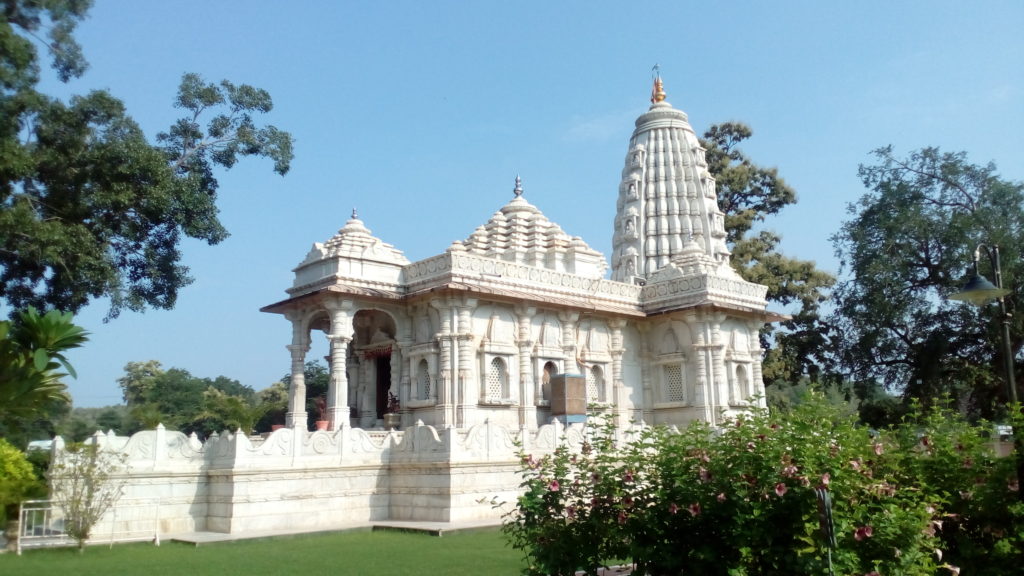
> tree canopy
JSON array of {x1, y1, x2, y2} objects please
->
[
  {"x1": 830, "y1": 146, "x2": 1023, "y2": 418},
  {"x1": 701, "y1": 123, "x2": 835, "y2": 386},
  {"x1": 1, "y1": 0, "x2": 293, "y2": 319},
  {"x1": 115, "y1": 360, "x2": 277, "y2": 436}
]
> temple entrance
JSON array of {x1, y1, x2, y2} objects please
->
[
  {"x1": 351, "y1": 308, "x2": 397, "y2": 427},
  {"x1": 375, "y1": 356, "x2": 391, "y2": 420}
]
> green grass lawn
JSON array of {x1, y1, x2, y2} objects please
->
[{"x1": 0, "y1": 528, "x2": 525, "y2": 576}]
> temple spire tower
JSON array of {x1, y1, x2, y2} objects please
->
[{"x1": 611, "y1": 74, "x2": 732, "y2": 283}]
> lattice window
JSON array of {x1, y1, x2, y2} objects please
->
[
  {"x1": 416, "y1": 359, "x2": 431, "y2": 400},
  {"x1": 487, "y1": 357, "x2": 508, "y2": 401},
  {"x1": 663, "y1": 364, "x2": 684, "y2": 402},
  {"x1": 586, "y1": 366, "x2": 605, "y2": 402}
]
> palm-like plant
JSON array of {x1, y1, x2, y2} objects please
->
[
  {"x1": 0, "y1": 308, "x2": 88, "y2": 428},
  {"x1": 199, "y1": 387, "x2": 277, "y2": 434}
]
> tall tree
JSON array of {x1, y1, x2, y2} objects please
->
[
  {"x1": 1, "y1": 1, "x2": 293, "y2": 319},
  {"x1": 701, "y1": 123, "x2": 836, "y2": 386},
  {"x1": 117, "y1": 360, "x2": 256, "y2": 435},
  {"x1": 830, "y1": 146, "x2": 1023, "y2": 418},
  {"x1": 116, "y1": 359, "x2": 164, "y2": 405}
]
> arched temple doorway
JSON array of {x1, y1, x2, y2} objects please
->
[{"x1": 351, "y1": 309, "x2": 397, "y2": 427}]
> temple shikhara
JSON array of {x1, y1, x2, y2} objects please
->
[{"x1": 59, "y1": 77, "x2": 781, "y2": 538}]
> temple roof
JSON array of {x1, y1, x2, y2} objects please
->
[
  {"x1": 300, "y1": 210, "x2": 409, "y2": 268},
  {"x1": 448, "y1": 177, "x2": 607, "y2": 279},
  {"x1": 611, "y1": 75, "x2": 732, "y2": 283}
]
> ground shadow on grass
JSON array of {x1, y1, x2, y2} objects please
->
[{"x1": 0, "y1": 528, "x2": 524, "y2": 576}]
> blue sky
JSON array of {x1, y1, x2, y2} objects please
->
[{"x1": 45, "y1": 1, "x2": 1023, "y2": 407}]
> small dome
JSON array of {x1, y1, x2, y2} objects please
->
[{"x1": 454, "y1": 177, "x2": 606, "y2": 278}]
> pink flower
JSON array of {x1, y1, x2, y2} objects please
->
[
  {"x1": 781, "y1": 464, "x2": 799, "y2": 477},
  {"x1": 549, "y1": 480, "x2": 560, "y2": 492},
  {"x1": 874, "y1": 442, "x2": 884, "y2": 456},
  {"x1": 623, "y1": 470, "x2": 635, "y2": 483},
  {"x1": 566, "y1": 506, "x2": 576, "y2": 519},
  {"x1": 774, "y1": 482, "x2": 788, "y2": 497},
  {"x1": 617, "y1": 511, "x2": 628, "y2": 524},
  {"x1": 849, "y1": 459, "x2": 861, "y2": 471},
  {"x1": 717, "y1": 492, "x2": 727, "y2": 503},
  {"x1": 698, "y1": 467, "x2": 711, "y2": 482},
  {"x1": 854, "y1": 525, "x2": 874, "y2": 541},
  {"x1": 669, "y1": 502, "x2": 679, "y2": 515},
  {"x1": 688, "y1": 503, "x2": 701, "y2": 517}
]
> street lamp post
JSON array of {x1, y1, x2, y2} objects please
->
[
  {"x1": 949, "y1": 243, "x2": 1022, "y2": 502},
  {"x1": 949, "y1": 244, "x2": 1018, "y2": 404}
]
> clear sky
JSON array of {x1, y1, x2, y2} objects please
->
[{"x1": 42, "y1": 1, "x2": 1023, "y2": 407}]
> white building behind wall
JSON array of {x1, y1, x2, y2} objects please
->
[{"x1": 55, "y1": 77, "x2": 783, "y2": 539}]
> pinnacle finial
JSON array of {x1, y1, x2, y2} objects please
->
[
  {"x1": 513, "y1": 175, "x2": 523, "y2": 197},
  {"x1": 352, "y1": 208, "x2": 358, "y2": 219},
  {"x1": 650, "y1": 64, "x2": 666, "y2": 104}
]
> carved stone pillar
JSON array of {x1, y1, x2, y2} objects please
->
[
  {"x1": 431, "y1": 300, "x2": 454, "y2": 427},
  {"x1": 747, "y1": 320, "x2": 767, "y2": 408},
  {"x1": 684, "y1": 312, "x2": 713, "y2": 424},
  {"x1": 455, "y1": 299, "x2": 476, "y2": 428},
  {"x1": 636, "y1": 322, "x2": 653, "y2": 424},
  {"x1": 515, "y1": 305, "x2": 536, "y2": 430},
  {"x1": 391, "y1": 340, "x2": 410, "y2": 427},
  {"x1": 608, "y1": 318, "x2": 627, "y2": 428},
  {"x1": 710, "y1": 313, "x2": 727, "y2": 416},
  {"x1": 558, "y1": 311, "x2": 580, "y2": 374},
  {"x1": 286, "y1": 343, "x2": 309, "y2": 428},
  {"x1": 325, "y1": 300, "x2": 354, "y2": 430},
  {"x1": 327, "y1": 335, "x2": 351, "y2": 430}
]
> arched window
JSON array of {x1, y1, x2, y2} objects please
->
[
  {"x1": 486, "y1": 357, "x2": 509, "y2": 401},
  {"x1": 541, "y1": 361, "x2": 557, "y2": 401},
  {"x1": 416, "y1": 359, "x2": 431, "y2": 400},
  {"x1": 734, "y1": 364, "x2": 750, "y2": 404},
  {"x1": 587, "y1": 366, "x2": 605, "y2": 403}
]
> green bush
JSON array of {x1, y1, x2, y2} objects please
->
[
  {"x1": 502, "y1": 396, "x2": 1022, "y2": 576},
  {"x1": 0, "y1": 437, "x2": 44, "y2": 522}
]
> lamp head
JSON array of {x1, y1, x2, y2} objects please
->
[{"x1": 949, "y1": 273, "x2": 1010, "y2": 305}]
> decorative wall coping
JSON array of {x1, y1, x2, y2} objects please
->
[
  {"x1": 404, "y1": 252, "x2": 644, "y2": 315},
  {"x1": 640, "y1": 273, "x2": 769, "y2": 314}
]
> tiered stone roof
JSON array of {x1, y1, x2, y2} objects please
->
[
  {"x1": 611, "y1": 76, "x2": 732, "y2": 283},
  {"x1": 290, "y1": 210, "x2": 409, "y2": 294},
  {"x1": 449, "y1": 177, "x2": 606, "y2": 279}
]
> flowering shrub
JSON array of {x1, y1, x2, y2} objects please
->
[{"x1": 502, "y1": 396, "x2": 1022, "y2": 576}]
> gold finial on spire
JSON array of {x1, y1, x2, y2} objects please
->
[{"x1": 650, "y1": 64, "x2": 666, "y2": 104}]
